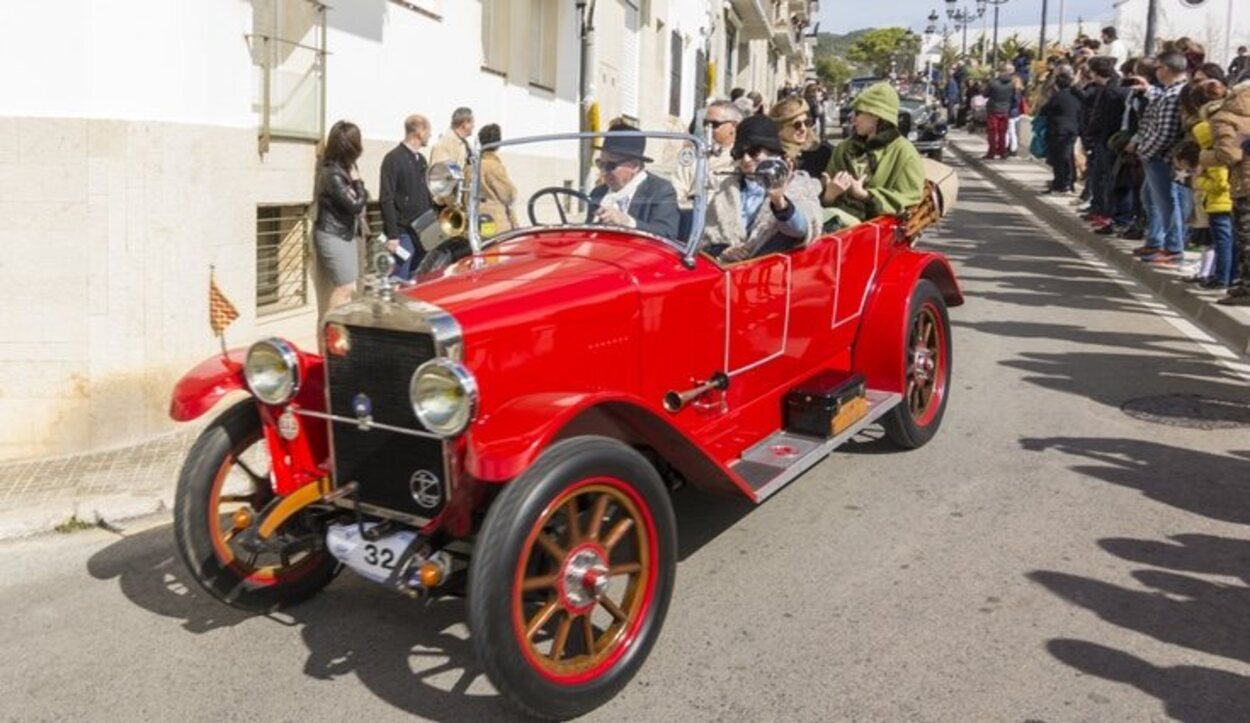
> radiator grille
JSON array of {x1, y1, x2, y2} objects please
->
[{"x1": 325, "y1": 325, "x2": 445, "y2": 520}]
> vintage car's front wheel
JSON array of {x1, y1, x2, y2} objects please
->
[
  {"x1": 882, "y1": 280, "x2": 952, "y2": 449},
  {"x1": 469, "y1": 436, "x2": 677, "y2": 720},
  {"x1": 173, "y1": 400, "x2": 338, "y2": 612}
]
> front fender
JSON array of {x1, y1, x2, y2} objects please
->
[
  {"x1": 852, "y1": 250, "x2": 962, "y2": 394},
  {"x1": 170, "y1": 347, "x2": 330, "y2": 497},
  {"x1": 465, "y1": 392, "x2": 624, "y2": 481},
  {"x1": 464, "y1": 392, "x2": 751, "y2": 499},
  {"x1": 169, "y1": 349, "x2": 248, "y2": 421}
]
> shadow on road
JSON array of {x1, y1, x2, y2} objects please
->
[
  {"x1": 1048, "y1": 639, "x2": 1250, "y2": 723},
  {"x1": 85, "y1": 485, "x2": 752, "y2": 721},
  {"x1": 1019, "y1": 437, "x2": 1250, "y2": 525},
  {"x1": 1018, "y1": 435, "x2": 1250, "y2": 721}
]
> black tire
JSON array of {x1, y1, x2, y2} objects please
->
[
  {"x1": 469, "y1": 436, "x2": 677, "y2": 720},
  {"x1": 173, "y1": 400, "x2": 338, "y2": 612},
  {"x1": 927, "y1": 149, "x2": 944, "y2": 162},
  {"x1": 414, "y1": 237, "x2": 472, "y2": 279},
  {"x1": 882, "y1": 280, "x2": 952, "y2": 450}
]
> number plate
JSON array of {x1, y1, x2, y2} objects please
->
[{"x1": 325, "y1": 522, "x2": 420, "y2": 585}]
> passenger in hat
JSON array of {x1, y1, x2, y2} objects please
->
[
  {"x1": 822, "y1": 82, "x2": 925, "y2": 226},
  {"x1": 702, "y1": 114, "x2": 822, "y2": 262},
  {"x1": 770, "y1": 95, "x2": 833, "y2": 177},
  {"x1": 587, "y1": 123, "x2": 680, "y2": 239}
]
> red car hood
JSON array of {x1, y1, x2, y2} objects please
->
[{"x1": 401, "y1": 231, "x2": 672, "y2": 333}]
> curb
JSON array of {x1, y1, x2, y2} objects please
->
[
  {"x1": 0, "y1": 492, "x2": 172, "y2": 542},
  {"x1": 949, "y1": 138, "x2": 1250, "y2": 358}
]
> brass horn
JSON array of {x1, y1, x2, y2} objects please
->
[
  {"x1": 438, "y1": 206, "x2": 468, "y2": 237},
  {"x1": 663, "y1": 372, "x2": 730, "y2": 413}
]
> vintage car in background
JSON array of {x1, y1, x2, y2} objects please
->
[
  {"x1": 838, "y1": 75, "x2": 884, "y2": 135},
  {"x1": 169, "y1": 131, "x2": 962, "y2": 719},
  {"x1": 898, "y1": 95, "x2": 950, "y2": 161}
]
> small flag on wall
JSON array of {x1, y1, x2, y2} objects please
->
[{"x1": 209, "y1": 268, "x2": 240, "y2": 337}]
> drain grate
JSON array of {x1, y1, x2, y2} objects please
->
[{"x1": 1121, "y1": 394, "x2": 1250, "y2": 430}]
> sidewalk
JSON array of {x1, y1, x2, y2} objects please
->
[
  {"x1": 947, "y1": 129, "x2": 1250, "y2": 357},
  {"x1": 0, "y1": 428, "x2": 196, "y2": 540}
]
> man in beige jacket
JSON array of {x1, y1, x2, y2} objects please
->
[
  {"x1": 674, "y1": 100, "x2": 741, "y2": 210},
  {"x1": 430, "y1": 107, "x2": 475, "y2": 168}
]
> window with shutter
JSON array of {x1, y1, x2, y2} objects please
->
[
  {"x1": 621, "y1": 0, "x2": 640, "y2": 120},
  {"x1": 669, "y1": 30, "x2": 682, "y2": 117}
]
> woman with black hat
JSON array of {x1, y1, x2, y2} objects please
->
[
  {"x1": 702, "y1": 115, "x2": 822, "y2": 262},
  {"x1": 587, "y1": 123, "x2": 680, "y2": 240}
]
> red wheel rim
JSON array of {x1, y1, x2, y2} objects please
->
[
  {"x1": 206, "y1": 426, "x2": 322, "y2": 585},
  {"x1": 906, "y1": 301, "x2": 948, "y2": 427},
  {"x1": 511, "y1": 477, "x2": 659, "y2": 685}
]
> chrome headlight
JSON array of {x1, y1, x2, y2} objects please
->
[
  {"x1": 244, "y1": 339, "x2": 301, "y2": 405},
  {"x1": 409, "y1": 359, "x2": 477, "y2": 436},
  {"x1": 427, "y1": 161, "x2": 464, "y2": 201}
]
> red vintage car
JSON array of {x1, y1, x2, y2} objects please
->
[{"x1": 169, "y1": 131, "x2": 961, "y2": 719}]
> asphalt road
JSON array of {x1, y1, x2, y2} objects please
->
[{"x1": 4, "y1": 158, "x2": 1250, "y2": 723}]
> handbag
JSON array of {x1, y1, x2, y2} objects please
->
[{"x1": 1030, "y1": 116, "x2": 1049, "y2": 159}]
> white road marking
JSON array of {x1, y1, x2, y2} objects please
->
[{"x1": 958, "y1": 168, "x2": 1250, "y2": 383}]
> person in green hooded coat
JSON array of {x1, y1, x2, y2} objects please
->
[{"x1": 822, "y1": 82, "x2": 926, "y2": 227}]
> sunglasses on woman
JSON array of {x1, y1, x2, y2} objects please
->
[{"x1": 791, "y1": 117, "x2": 815, "y2": 131}]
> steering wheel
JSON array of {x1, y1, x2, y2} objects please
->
[{"x1": 527, "y1": 186, "x2": 596, "y2": 226}]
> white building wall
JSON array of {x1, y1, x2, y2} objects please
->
[
  {"x1": 0, "y1": 0, "x2": 798, "y2": 462},
  {"x1": 1113, "y1": 0, "x2": 1249, "y2": 66},
  {"x1": 0, "y1": 0, "x2": 581, "y2": 461}
]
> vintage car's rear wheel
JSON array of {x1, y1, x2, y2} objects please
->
[
  {"x1": 173, "y1": 400, "x2": 338, "y2": 612},
  {"x1": 882, "y1": 280, "x2": 951, "y2": 449},
  {"x1": 469, "y1": 436, "x2": 676, "y2": 720}
]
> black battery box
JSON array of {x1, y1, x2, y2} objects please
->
[{"x1": 784, "y1": 371, "x2": 868, "y2": 439}]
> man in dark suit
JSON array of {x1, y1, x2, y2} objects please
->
[
  {"x1": 588, "y1": 126, "x2": 680, "y2": 240},
  {"x1": 379, "y1": 114, "x2": 434, "y2": 279}
]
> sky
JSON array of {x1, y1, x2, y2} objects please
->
[{"x1": 817, "y1": 0, "x2": 1116, "y2": 34}]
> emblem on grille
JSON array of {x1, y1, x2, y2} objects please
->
[
  {"x1": 409, "y1": 470, "x2": 442, "y2": 509},
  {"x1": 352, "y1": 393, "x2": 373, "y2": 430}
]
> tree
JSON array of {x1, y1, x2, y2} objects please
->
[
  {"x1": 847, "y1": 27, "x2": 922, "y2": 77},
  {"x1": 997, "y1": 33, "x2": 1026, "y2": 63},
  {"x1": 816, "y1": 56, "x2": 854, "y2": 91}
]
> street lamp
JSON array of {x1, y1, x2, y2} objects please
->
[
  {"x1": 984, "y1": 0, "x2": 1009, "y2": 68},
  {"x1": 945, "y1": 0, "x2": 986, "y2": 57}
]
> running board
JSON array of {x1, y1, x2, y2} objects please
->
[{"x1": 730, "y1": 390, "x2": 902, "y2": 503}]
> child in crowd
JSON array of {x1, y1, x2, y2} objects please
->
[{"x1": 1176, "y1": 115, "x2": 1237, "y2": 287}]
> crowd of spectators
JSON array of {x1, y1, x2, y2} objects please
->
[{"x1": 955, "y1": 28, "x2": 1250, "y2": 307}]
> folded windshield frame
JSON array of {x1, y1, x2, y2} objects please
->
[{"x1": 469, "y1": 130, "x2": 709, "y2": 268}]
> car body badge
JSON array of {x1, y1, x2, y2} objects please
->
[
  {"x1": 410, "y1": 470, "x2": 442, "y2": 509},
  {"x1": 352, "y1": 393, "x2": 373, "y2": 430}
]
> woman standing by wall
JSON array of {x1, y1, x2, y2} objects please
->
[{"x1": 314, "y1": 120, "x2": 369, "y2": 311}]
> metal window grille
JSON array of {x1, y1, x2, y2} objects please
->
[
  {"x1": 256, "y1": 204, "x2": 311, "y2": 316},
  {"x1": 365, "y1": 201, "x2": 384, "y2": 241}
]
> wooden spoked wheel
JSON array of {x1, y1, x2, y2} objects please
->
[
  {"x1": 512, "y1": 479, "x2": 657, "y2": 683},
  {"x1": 906, "y1": 301, "x2": 948, "y2": 428},
  {"x1": 883, "y1": 280, "x2": 952, "y2": 450}
]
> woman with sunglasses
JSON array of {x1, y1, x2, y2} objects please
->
[
  {"x1": 770, "y1": 96, "x2": 833, "y2": 177},
  {"x1": 701, "y1": 115, "x2": 822, "y2": 262},
  {"x1": 821, "y1": 82, "x2": 926, "y2": 228}
]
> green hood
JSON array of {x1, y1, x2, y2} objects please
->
[{"x1": 852, "y1": 83, "x2": 901, "y2": 127}]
